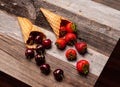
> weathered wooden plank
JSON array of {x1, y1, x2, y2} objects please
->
[
  {"x1": 34, "y1": 0, "x2": 119, "y2": 56},
  {"x1": 95, "y1": 39, "x2": 120, "y2": 87},
  {"x1": 0, "y1": 0, "x2": 119, "y2": 86},
  {"x1": 0, "y1": 71, "x2": 31, "y2": 87},
  {"x1": 93, "y1": 0, "x2": 120, "y2": 11},
  {"x1": 0, "y1": 0, "x2": 119, "y2": 56},
  {"x1": 42, "y1": 0, "x2": 120, "y2": 31},
  {"x1": 0, "y1": 0, "x2": 36, "y2": 21},
  {"x1": 0, "y1": 33, "x2": 97, "y2": 87},
  {"x1": 0, "y1": 10, "x2": 109, "y2": 76}
]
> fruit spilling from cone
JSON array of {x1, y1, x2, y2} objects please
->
[
  {"x1": 18, "y1": 8, "x2": 90, "y2": 82},
  {"x1": 40, "y1": 7, "x2": 90, "y2": 75},
  {"x1": 18, "y1": 16, "x2": 64, "y2": 81}
]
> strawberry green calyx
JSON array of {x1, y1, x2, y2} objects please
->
[
  {"x1": 71, "y1": 23, "x2": 77, "y2": 33},
  {"x1": 65, "y1": 33, "x2": 77, "y2": 46},
  {"x1": 55, "y1": 42, "x2": 61, "y2": 49},
  {"x1": 67, "y1": 39, "x2": 77, "y2": 46},
  {"x1": 76, "y1": 60, "x2": 89, "y2": 75},
  {"x1": 66, "y1": 23, "x2": 77, "y2": 33},
  {"x1": 66, "y1": 49, "x2": 77, "y2": 61},
  {"x1": 75, "y1": 42, "x2": 87, "y2": 55},
  {"x1": 82, "y1": 64, "x2": 89, "y2": 75},
  {"x1": 68, "y1": 53, "x2": 76, "y2": 60},
  {"x1": 81, "y1": 46, "x2": 87, "y2": 54},
  {"x1": 55, "y1": 42, "x2": 59, "y2": 47},
  {"x1": 59, "y1": 26, "x2": 67, "y2": 37},
  {"x1": 59, "y1": 31, "x2": 67, "y2": 37},
  {"x1": 55, "y1": 38, "x2": 66, "y2": 50}
]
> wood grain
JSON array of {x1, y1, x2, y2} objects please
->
[
  {"x1": 0, "y1": 10, "x2": 109, "y2": 76},
  {"x1": 42, "y1": 0, "x2": 120, "y2": 31},
  {"x1": 0, "y1": 0, "x2": 36, "y2": 21},
  {"x1": 0, "y1": 33, "x2": 98, "y2": 87},
  {"x1": 0, "y1": 0, "x2": 119, "y2": 56},
  {"x1": 0, "y1": 71, "x2": 31, "y2": 87},
  {"x1": 95, "y1": 39, "x2": 120, "y2": 87},
  {"x1": 36, "y1": 1, "x2": 119, "y2": 56},
  {"x1": 93, "y1": 0, "x2": 120, "y2": 11},
  {"x1": 0, "y1": 0, "x2": 119, "y2": 86}
]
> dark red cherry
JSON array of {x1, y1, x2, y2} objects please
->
[
  {"x1": 29, "y1": 31, "x2": 40, "y2": 38},
  {"x1": 34, "y1": 34, "x2": 43, "y2": 44},
  {"x1": 40, "y1": 64, "x2": 50, "y2": 75},
  {"x1": 42, "y1": 39, "x2": 52, "y2": 49},
  {"x1": 26, "y1": 35, "x2": 34, "y2": 45},
  {"x1": 35, "y1": 54, "x2": 45, "y2": 66},
  {"x1": 53, "y1": 69, "x2": 64, "y2": 81},
  {"x1": 25, "y1": 48, "x2": 34, "y2": 59},
  {"x1": 36, "y1": 44, "x2": 45, "y2": 54}
]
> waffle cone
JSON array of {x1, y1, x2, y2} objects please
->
[
  {"x1": 40, "y1": 8, "x2": 71, "y2": 38},
  {"x1": 17, "y1": 17, "x2": 46, "y2": 48}
]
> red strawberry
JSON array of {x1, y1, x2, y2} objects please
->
[
  {"x1": 59, "y1": 26, "x2": 67, "y2": 37},
  {"x1": 66, "y1": 22, "x2": 76, "y2": 33},
  {"x1": 65, "y1": 49, "x2": 77, "y2": 61},
  {"x1": 76, "y1": 60, "x2": 89, "y2": 75},
  {"x1": 55, "y1": 38, "x2": 66, "y2": 50},
  {"x1": 75, "y1": 42, "x2": 87, "y2": 54},
  {"x1": 65, "y1": 33, "x2": 77, "y2": 46}
]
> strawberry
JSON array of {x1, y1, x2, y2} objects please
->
[
  {"x1": 75, "y1": 42, "x2": 87, "y2": 54},
  {"x1": 76, "y1": 60, "x2": 89, "y2": 75},
  {"x1": 65, "y1": 49, "x2": 77, "y2": 61},
  {"x1": 59, "y1": 26, "x2": 67, "y2": 37},
  {"x1": 55, "y1": 38, "x2": 66, "y2": 50},
  {"x1": 66, "y1": 22, "x2": 76, "y2": 33},
  {"x1": 65, "y1": 33, "x2": 77, "y2": 46}
]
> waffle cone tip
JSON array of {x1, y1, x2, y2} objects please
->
[
  {"x1": 17, "y1": 16, "x2": 46, "y2": 48},
  {"x1": 40, "y1": 8, "x2": 71, "y2": 38}
]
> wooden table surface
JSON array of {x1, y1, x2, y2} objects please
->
[
  {"x1": 95, "y1": 39, "x2": 120, "y2": 87},
  {"x1": 93, "y1": 0, "x2": 120, "y2": 11},
  {"x1": 0, "y1": 10, "x2": 109, "y2": 87},
  {"x1": 0, "y1": 0, "x2": 120, "y2": 86},
  {"x1": 0, "y1": 32, "x2": 98, "y2": 87}
]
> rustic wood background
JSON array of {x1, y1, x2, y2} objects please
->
[
  {"x1": 0, "y1": 10, "x2": 109, "y2": 76},
  {"x1": 0, "y1": 9, "x2": 105, "y2": 87},
  {"x1": 0, "y1": 71, "x2": 31, "y2": 87},
  {"x1": 0, "y1": 0, "x2": 120, "y2": 87},
  {"x1": 0, "y1": 33, "x2": 97, "y2": 87},
  {"x1": 0, "y1": 0, "x2": 120, "y2": 56},
  {"x1": 93, "y1": 0, "x2": 120, "y2": 11},
  {"x1": 95, "y1": 39, "x2": 120, "y2": 87}
]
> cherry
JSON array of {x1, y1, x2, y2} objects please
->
[
  {"x1": 29, "y1": 31, "x2": 40, "y2": 38},
  {"x1": 40, "y1": 64, "x2": 51, "y2": 75},
  {"x1": 35, "y1": 54, "x2": 45, "y2": 66},
  {"x1": 36, "y1": 44, "x2": 45, "y2": 55},
  {"x1": 25, "y1": 48, "x2": 34, "y2": 59},
  {"x1": 53, "y1": 69, "x2": 64, "y2": 81},
  {"x1": 26, "y1": 31, "x2": 44, "y2": 45},
  {"x1": 26, "y1": 35, "x2": 34, "y2": 45},
  {"x1": 34, "y1": 34, "x2": 43, "y2": 44},
  {"x1": 42, "y1": 39, "x2": 52, "y2": 49}
]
